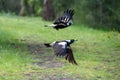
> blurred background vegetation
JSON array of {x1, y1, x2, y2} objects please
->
[{"x1": 0, "y1": 0, "x2": 120, "y2": 31}]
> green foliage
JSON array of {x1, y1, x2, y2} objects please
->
[
  {"x1": 73, "y1": 0, "x2": 120, "y2": 31},
  {"x1": 53, "y1": 0, "x2": 74, "y2": 16},
  {"x1": 27, "y1": 0, "x2": 43, "y2": 16},
  {"x1": 0, "y1": 0, "x2": 20, "y2": 14}
]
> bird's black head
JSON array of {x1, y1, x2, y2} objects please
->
[
  {"x1": 70, "y1": 39, "x2": 77, "y2": 44},
  {"x1": 67, "y1": 22, "x2": 72, "y2": 26}
]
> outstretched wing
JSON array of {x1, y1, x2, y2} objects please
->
[
  {"x1": 53, "y1": 42, "x2": 67, "y2": 56},
  {"x1": 65, "y1": 46, "x2": 77, "y2": 65},
  {"x1": 54, "y1": 9, "x2": 74, "y2": 26}
]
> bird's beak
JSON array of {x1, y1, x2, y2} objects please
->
[{"x1": 75, "y1": 39, "x2": 78, "y2": 41}]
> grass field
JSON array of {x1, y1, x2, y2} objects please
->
[{"x1": 0, "y1": 15, "x2": 120, "y2": 80}]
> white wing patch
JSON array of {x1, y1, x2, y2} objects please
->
[
  {"x1": 48, "y1": 24, "x2": 57, "y2": 27},
  {"x1": 58, "y1": 42, "x2": 67, "y2": 48},
  {"x1": 50, "y1": 41, "x2": 56, "y2": 46}
]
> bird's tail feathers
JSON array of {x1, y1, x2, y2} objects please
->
[{"x1": 44, "y1": 43, "x2": 52, "y2": 47}]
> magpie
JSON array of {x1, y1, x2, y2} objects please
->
[
  {"x1": 45, "y1": 9, "x2": 74, "y2": 30},
  {"x1": 44, "y1": 39, "x2": 77, "y2": 65}
]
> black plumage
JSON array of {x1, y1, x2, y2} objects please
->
[
  {"x1": 44, "y1": 39, "x2": 77, "y2": 65},
  {"x1": 45, "y1": 9, "x2": 74, "y2": 30}
]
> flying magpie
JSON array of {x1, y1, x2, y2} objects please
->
[
  {"x1": 44, "y1": 39, "x2": 77, "y2": 65},
  {"x1": 45, "y1": 9, "x2": 74, "y2": 30}
]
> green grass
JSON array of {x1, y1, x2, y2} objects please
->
[{"x1": 0, "y1": 15, "x2": 120, "y2": 80}]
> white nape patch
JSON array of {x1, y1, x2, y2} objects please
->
[
  {"x1": 58, "y1": 42, "x2": 67, "y2": 48},
  {"x1": 50, "y1": 41, "x2": 56, "y2": 46},
  {"x1": 65, "y1": 40, "x2": 71, "y2": 43},
  {"x1": 49, "y1": 24, "x2": 57, "y2": 27}
]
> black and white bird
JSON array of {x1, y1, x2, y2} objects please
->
[
  {"x1": 44, "y1": 39, "x2": 77, "y2": 65},
  {"x1": 45, "y1": 9, "x2": 74, "y2": 30}
]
